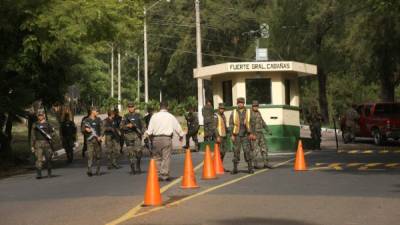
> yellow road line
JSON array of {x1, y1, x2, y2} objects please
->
[
  {"x1": 385, "y1": 163, "x2": 400, "y2": 168},
  {"x1": 126, "y1": 155, "x2": 302, "y2": 220},
  {"x1": 379, "y1": 150, "x2": 389, "y2": 154},
  {"x1": 359, "y1": 163, "x2": 383, "y2": 170},
  {"x1": 348, "y1": 150, "x2": 359, "y2": 154},
  {"x1": 309, "y1": 167, "x2": 332, "y2": 171},
  {"x1": 394, "y1": 150, "x2": 400, "y2": 154},
  {"x1": 106, "y1": 152, "x2": 310, "y2": 224},
  {"x1": 363, "y1": 150, "x2": 374, "y2": 154},
  {"x1": 346, "y1": 163, "x2": 364, "y2": 168},
  {"x1": 105, "y1": 161, "x2": 204, "y2": 225}
]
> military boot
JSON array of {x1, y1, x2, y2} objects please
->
[
  {"x1": 130, "y1": 163, "x2": 136, "y2": 175},
  {"x1": 231, "y1": 162, "x2": 238, "y2": 174},
  {"x1": 36, "y1": 169, "x2": 42, "y2": 179},
  {"x1": 87, "y1": 167, "x2": 93, "y2": 177},
  {"x1": 136, "y1": 159, "x2": 142, "y2": 174},
  {"x1": 248, "y1": 161, "x2": 254, "y2": 174},
  {"x1": 96, "y1": 165, "x2": 101, "y2": 176},
  {"x1": 47, "y1": 162, "x2": 52, "y2": 177}
]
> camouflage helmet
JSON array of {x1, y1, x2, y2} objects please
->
[
  {"x1": 252, "y1": 100, "x2": 259, "y2": 106},
  {"x1": 237, "y1": 97, "x2": 245, "y2": 104}
]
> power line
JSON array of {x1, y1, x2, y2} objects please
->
[{"x1": 156, "y1": 46, "x2": 252, "y2": 61}]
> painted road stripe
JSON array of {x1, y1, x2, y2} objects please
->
[
  {"x1": 315, "y1": 163, "x2": 327, "y2": 166},
  {"x1": 379, "y1": 150, "x2": 389, "y2": 154},
  {"x1": 359, "y1": 163, "x2": 383, "y2": 170},
  {"x1": 385, "y1": 163, "x2": 400, "y2": 168},
  {"x1": 105, "y1": 161, "x2": 204, "y2": 225},
  {"x1": 346, "y1": 163, "x2": 364, "y2": 168},
  {"x1": 106, "y1": 153, "x2": 310, "y2": 225},
  {"x1": 348, "y1": 150, "x2": 359, "y2": 154},
  {"x1": 363, "y1": 150, "x2": 374, "y2": 154}
]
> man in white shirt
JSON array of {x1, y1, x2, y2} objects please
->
[{"x1": 145, "y1": 102, "x2": 184, "y2": 181}]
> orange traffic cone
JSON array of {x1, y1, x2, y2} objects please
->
[
  {"x1": 202, "y1": 145, "x2": 217, "y2": 179},
  {"x1": 294, "y1": 140, "x2": 307, "y2": 171},
  {"x1": 181, "y1": 149, "x2": 199, "y2": 189},
  {"x1": 213, "y1": 143, "x2": 225, "y2": 175},
  {"x1": 143, "y1": 159, "x2": 162, "y2": 206}
]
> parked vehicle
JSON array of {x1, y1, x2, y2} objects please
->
[{"x1": 340, "y1": 102, "x2": 400, "y2": 145}]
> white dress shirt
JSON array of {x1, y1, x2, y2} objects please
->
[{"x1": 146, "y1": 109, "x2": 184, "y2": 137}]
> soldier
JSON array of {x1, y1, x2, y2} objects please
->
[
  {"x1": 229, "y1": 97, "x2": 254, "y2": 174},
  {"x1": 103, "y1": 110, "x2": 121, "y2": 169},
  {"x1": 202, "y1": 99, "x2": 215, "y2": 142},
  {"x1": 214, "y1": 103, "x2": 228, "y2": 161},
  {"x1": 308, "y1": 106, "x2": 323, "y2": 150},
  {"x1": 60, "y1": 112, "x2": 77, "y2": 163},
  {"x1": 30, "y1": 110, "x2": 55, "y2": 179},
  {"x1": 121, "y1": 102, "x2": 144, "y2": 175},
  {"x1": 183, "y1": 107, "x2": 199, "y2": 151},
  {"x1": 113, "y1": 107, "x2": 124, "y2": 153},
  {"x1": 82, "y1": 107, "x2": 103, "y2": 177},
  {"x1": 249, "y1": 100, "x2": 272, "y2": 169},
  {"x1": 344, "y1": 104, "x2": 360, "y2": 142},
  {"x1": 80, "y1": 109, "x2": 90, "y2": 158}
]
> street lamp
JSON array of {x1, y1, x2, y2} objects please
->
[{"x1": 144, "y1": 0, "x2": 170, "y2": 103}]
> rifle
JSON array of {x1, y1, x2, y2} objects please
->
[
  {"x1": 35, "y1": 124, "x2": 56, "y2": 154},
  {"x1": 84, "y1": 122, "x2": 101, "y2": 143},
  {"x1": 126, "y1": 117, "x2": 143, "y2": 138}
]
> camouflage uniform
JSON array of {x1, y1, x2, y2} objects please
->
[
  {"x1": 229, "y1": 97, "x2": 253, "y2": 174},
  {"x1": 103, "y1": 117, "x2": 121, "y2": 169},
  {"x1": 184, "y1": 111, "x2": 199, "y2": 150},
  {"x1": 82, "y1": 116, "x2": 103, "y2": 176},
  {"x1": 121, "y1": 111, "x2": 144, "y2": 174},
  {"x1": 249, "y1": 101, "x2": 270, "y2": 168},
  {"x1": 113, "y1": 111, "x2": 124, "y2": 152},
  {"x1": 60, "y1": 118, "x2": 77, "y2": 163},
  {"x1": 345, "y1": 107, "x2": 360, "y2": 141},
  {"x1": 31, "y1": 119, "x2": 55, "y2": 179},
  {"x1": 214, "y1": 103, "x2": 228, "y2": 161},
  {"x1": 308, "y1": 108, "x2": 323, "y2": 150},
  {"x1": 202, "y1": 103, "x2": 215, "y2": 142}
]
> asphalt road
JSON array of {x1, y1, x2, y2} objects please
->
[{"x1": 0, "y1": 130, "x2": 399, "y2": 225}]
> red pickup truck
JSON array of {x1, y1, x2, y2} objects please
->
[{"x1": 340, "y1": 102, "x2": 400, "y2": 145}]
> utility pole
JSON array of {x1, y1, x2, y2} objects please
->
[
  {"x1": 137, "y1": 55, "x2": 140, "y2": 102},
  {"x1": 111, "y1": 46, "x2": 114, "y2": 98},
  {"x1": 143, "y1": 0, "x2": 170, "y2": 103},
  {"x1": 118, "y1": 49, "x2": 121, "y2": 111},
  {"x1": 195, "y1": 0, "x2": 204, "y2": 124},
  {"x1": 143, "y1": 7, "x2": 149, "y2": 103}
]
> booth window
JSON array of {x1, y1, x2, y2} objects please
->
[
  {"x1": 222, "y1": 80, "x2": 233, "y2": 106},
  {"x1": 285, "y1": 79, "x2": 291, "y2": 105},
  {"x1": 245, "y1": 78, "x2": 271, "y2": 104}
]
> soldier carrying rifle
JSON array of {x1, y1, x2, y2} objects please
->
[
  {"x1": 103, "y1": 109, "x2": 121, "y2": 169},
  {"x1": 30, "y1": 109, "x2": 56, "y2": 179},
  {"x1": 82, "y1": 107, "x2": 103, "y2": 177},
  {"x1": 121, "y1": 102, "x2": 144, "y2": 175}
]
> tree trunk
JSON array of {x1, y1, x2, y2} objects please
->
[
  {"x1": 0, "y1": 114, "x2": 9, "y2": 153},
  {"x1": 318, "y1": 67, "x2": 329, "y2": 123},
  {"x1": 380, "y1": 74, "x2": 395, "y2": 102}
]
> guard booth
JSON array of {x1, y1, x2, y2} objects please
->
[{"x1": 194, "y1": 61, "x2": 317, "y2": 152}]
